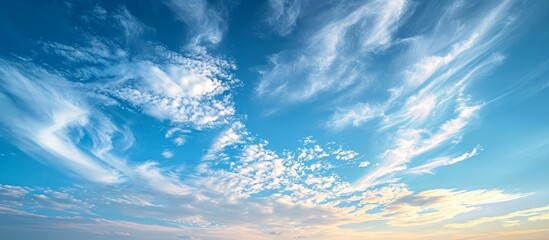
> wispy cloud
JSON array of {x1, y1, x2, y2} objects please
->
[
  {"x1": 445, "y1": 204, "x2": 549, "y2": 229},
  {"x1": 261, "y1": 0, "x2": 304, "y2": 36},
  {"x1": 358, "y1": 96, "x2": 481, "y2": 188},
  {"x1": 0, "y1": 184, "x2": 93, "y2": 214},
  {"x1": 408, "y1": 145, "x2": 481, "y2": 174},
  {"x1": 326, "y1": 103, "x2": 383, "y2": 130},
  {"x1": 380, "y1": 189, "x2": 529, "y2": 226},
  {"x1": 135, "y1": 162, "x2": 191, "y2": 196},
  {"x1": 203, "y1": 121, "x2": 247, "y2": 161},
  {"x1": 0, "y1": 5, "x2": 241, "y2": 191},
  {"x1": 256, "y1": 0, "x2": 409, "y2": 105},
  {"x1": 0, "y1": 1, "x2": 545, "y2": 239},
  {"x1": 0, "y1": 61, "x2": 124, "y2": 183},
  {"x1": 317, "y1": 0, "x2": 523, "y2": 189},
  {"x1": 162, "y1": 150, "x2": 174, "y2": 159},
  {"x1": 164, "y1": 0, "x2": 229, "y2": 46}
]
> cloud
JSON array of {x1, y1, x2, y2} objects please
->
[
  {"x1": 379, "y1": 189, "x2": 529, "y2": 226},
  {"x1": 445, "y1": 204, "x2": 549, "y2": 229},
  {"x1": 165, "y1": 128, "x2": 190, "y2": 146},
  {"x1": 162, "y1": 150, "x2": 174, "y2": 159},
  {"x1": 135, "y1": 162, "x2": 191, "y2": 196},
  {"x1": 357, "y1": 96, "x2": 481, "y2": 188},
  {"x1": 408, "y1": 145, "x2": 481, "y2": 174},
  {"x1": 42, "y1": 36, "x2": 239, "y2": 131},
  {"x1": 358, "y1": 161, "x2": 370, "y2": 167},
  {"x1": 106, "y1": 194, "x2": 160, "y2": 208},
  {"x1": 119, "y1": 8, "x2": 151, "y2": 39},
  {"x1": 0, "y1": 184, "x2": 30, "y2": 199},
  {"x1": 202, "y1": 121, "x2": 247, "y2": 161},
  {"x1": 316, "y1": 3, "x2": 521, "y2": 195},
  {"x1": 0, "y1": 212, "x2": 183, "y2": 240},
  {"x1": 326, "y1": 103, "x2": 383, "y2": 130},
  {"x1": 164, "y1": 0, "x2": 229, "y2": 46},
  {"x1": 0, "y1": 184, "x2": 93, "y2": 214},
  {"x1": 0, "y1": 1, "x2": 544, "y2": 239},
  {"x1": 261, "y1": 0, "x2": 304, "y2": 36},
  {"x1": 1, "y1": 19, "x2": 240, "y2": 192},
  {"x1": 0, "y1": 61, "x2": 125, "y2": 184},
  {"x1": 0, "y1": 0, "x2": 239, "y2": 201},
  {"x1": 256, "y1": 0, "x2": 409, "y2": 105},
  {"x1": 30, "y1": 189, "x2": 93, "y2": 212},
  {"x1": 331, "y1": 147, "x2": 358, "y2": 161}
]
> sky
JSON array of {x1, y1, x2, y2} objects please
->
[{"x1": 0, "y1": 0, "x2": 548, "y2": 239}]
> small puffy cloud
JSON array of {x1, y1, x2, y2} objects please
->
[
  {"x1": 358, "y1": 161, "x2": 370, "y2": 167},
  {"x1": 162, "y1": 150, "x2": 174, "y2": 159}
]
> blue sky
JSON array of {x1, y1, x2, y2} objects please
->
[{"x1": 0, "y1": 0, "x2": 548, "y2": 239}]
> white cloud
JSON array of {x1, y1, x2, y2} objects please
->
[
  {"x1": 164, "y1": 0, "x2": 228, "y2": 46},
  {"x1": 0, "y1": 2, "x2": 542, "y2": 239},
  {"x1": 135, "y1": 162, "x2": 191, "y2": 196},
  {"x1": 261, "y1": 0, "x2": 303, "y2": 36},
  {"x1": 0, "y1": 3, "x2": 241, "y2": 200},
  {"x1": 0, "y1": 184, "x2": 30, "y2": 199},
  {"x1": 165, "y1": 127, "x2": 190, "y2": 146},
  {"x1": 408, "y1": 145, "x2": 481, "y2": 174},
  {"x1": 403, "y1": 33, "x2": 479, "y2": 88},
  {"x1": 331, "y1": 148, "x2": 358, "y2": 161},
  {"x1": 0, "y1": 184, "x2": 93, "y2": 214},
  {"x1": 30, "y1": 189, "x2": 93, "y2": 212},
  {"x1": 321, "y1": 2, "x2": 520, "y2": 191},
  {"x1": 0, "y1": 61, "x2": 123, "y2": 184},
  {"x1": 327, "y1": 103, "x2": 383, "y2": 130},
  {"x1": 44, "y1": 39, "x2": 239, "y2": 131},
  {"x1": 357, "y1": 96, "x2": 481, "y2": 188},
  {"x1": 202, "y1": 121, "x2": 246, "y2": 161},
  {"x1": 256, "y1": 0, "x2": 409, "y2": 104},
  {"x1": 106, "y1": 194, "x2": 160, "y2": 208},
  {"x1": 358, "y1": 161, "x2": 370, "y2": 167},
  {"x1": 104, "y1": 56, "x2": 238, "y2": 130},
  {"x1": 162, "y1": 150, "x2": 174, "y2": 159}
]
